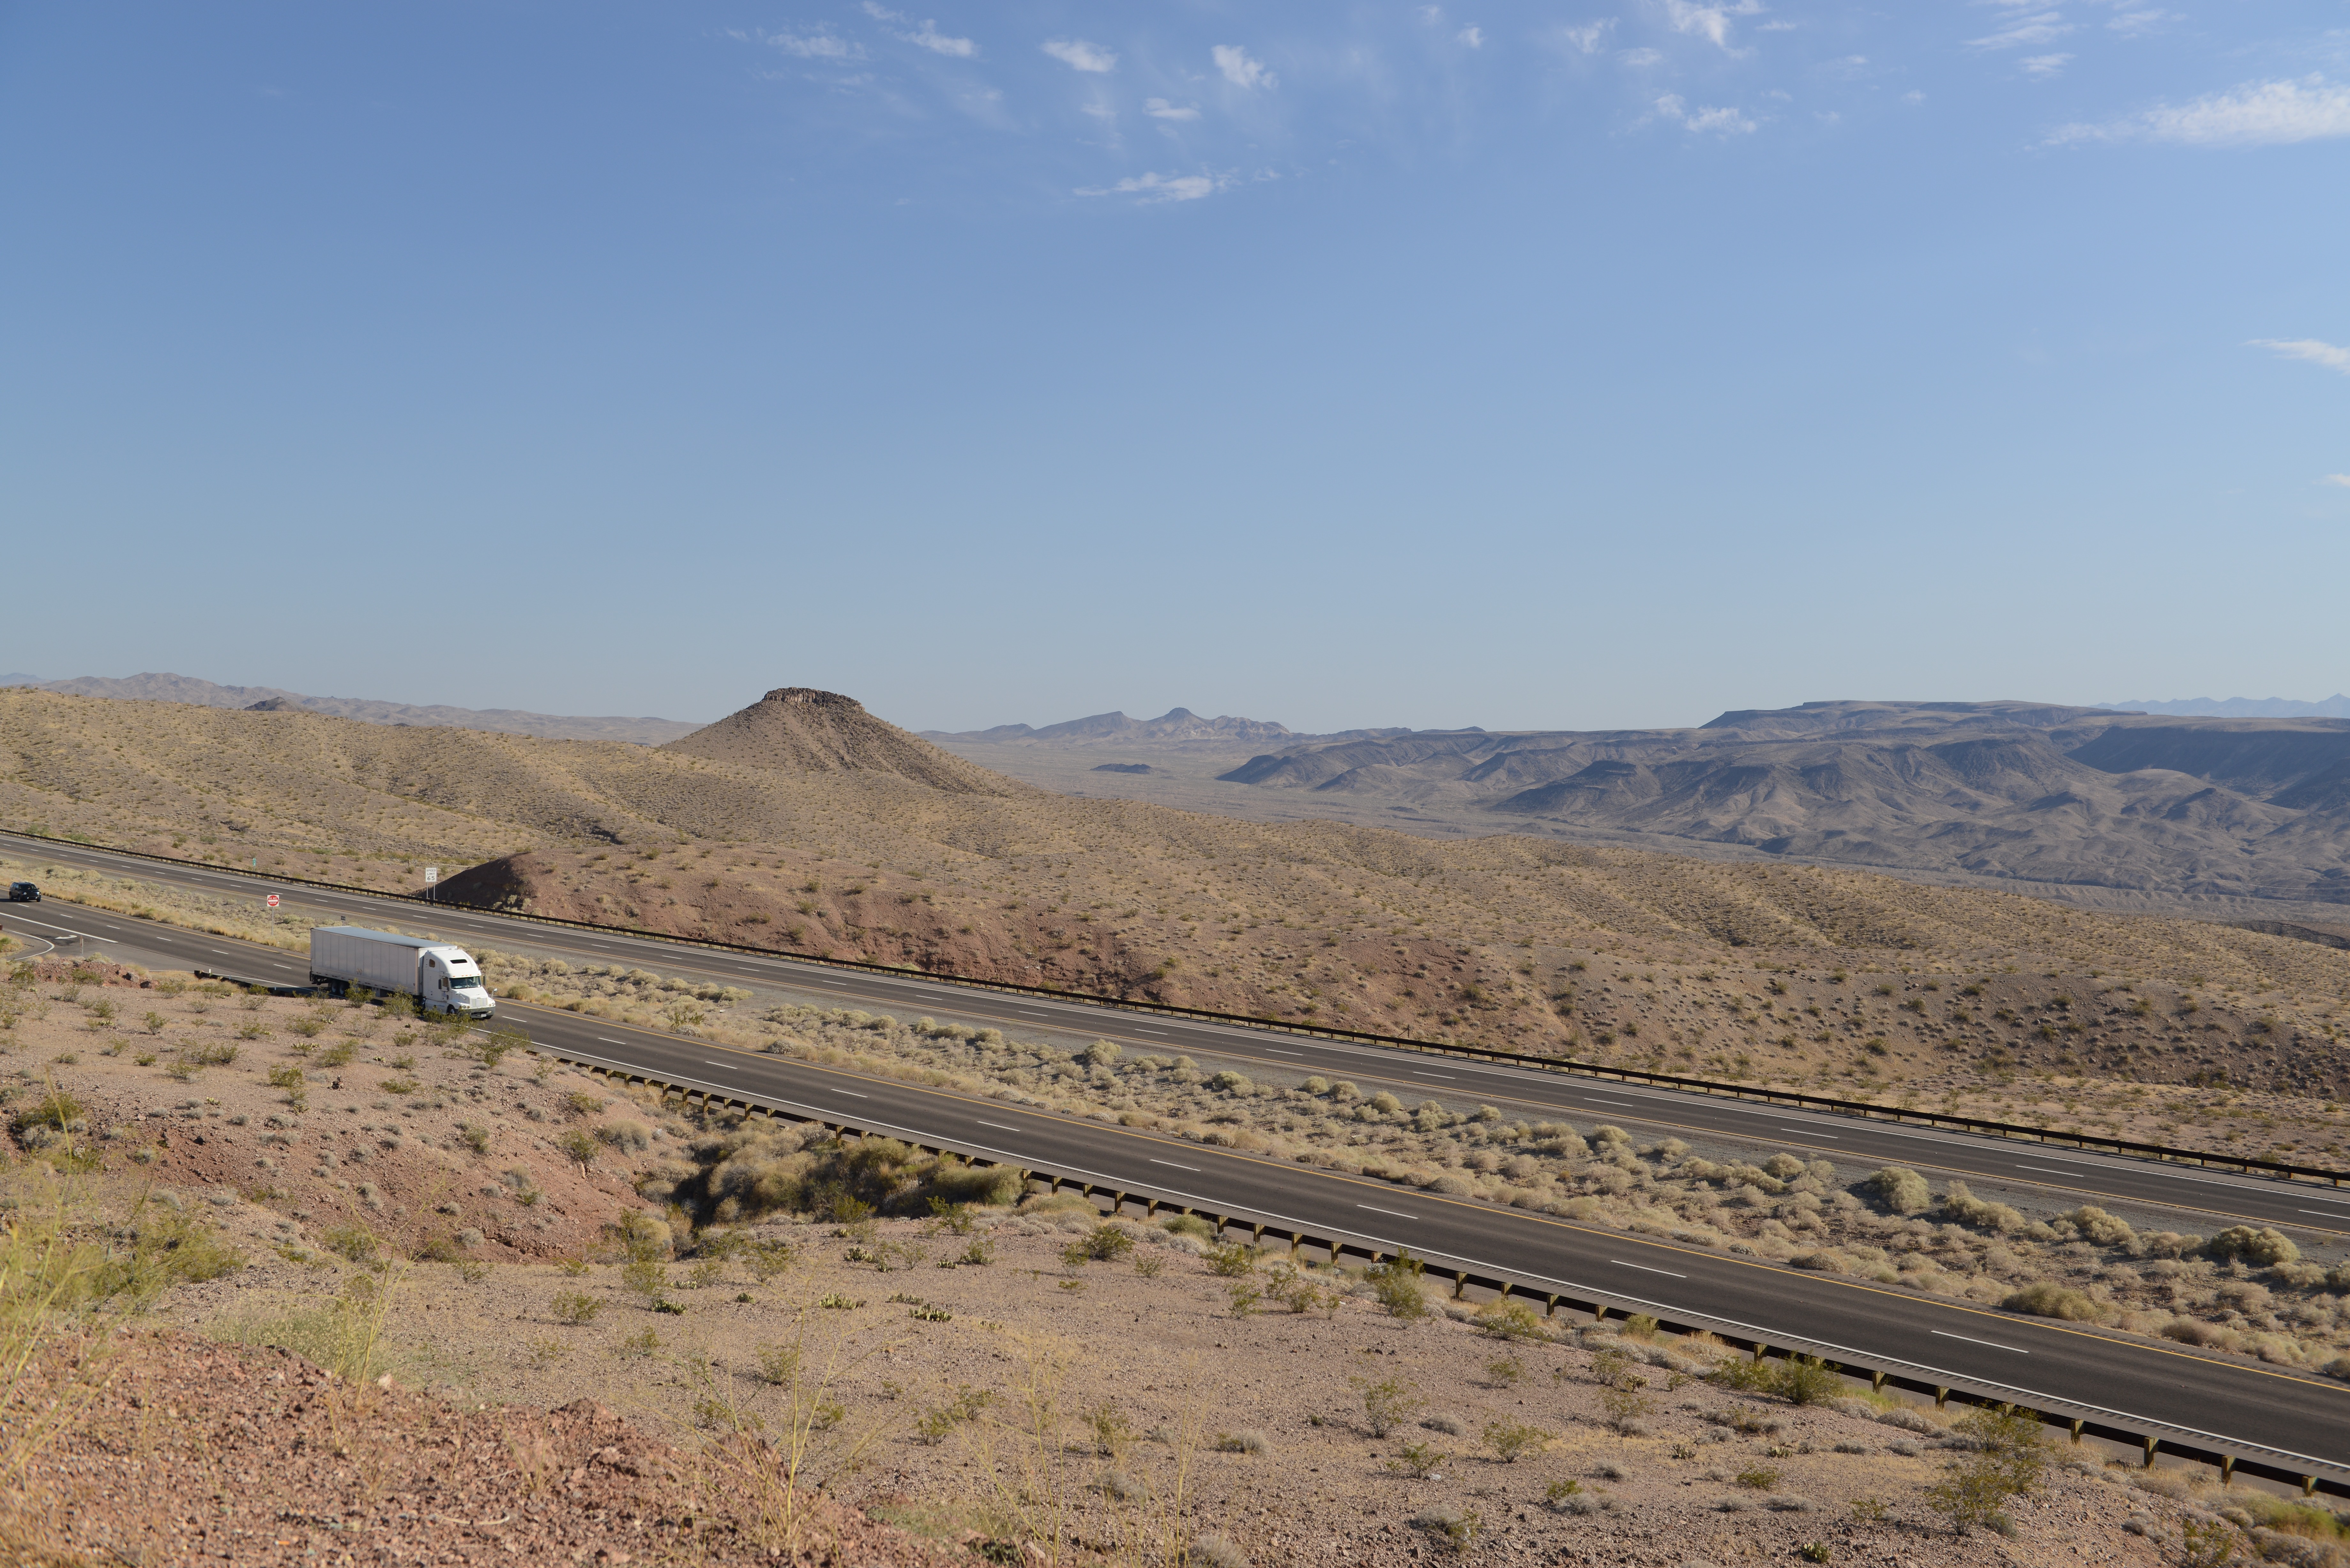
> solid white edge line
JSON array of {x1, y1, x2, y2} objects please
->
[
  {"x1": 1357, "y1": 1203, "x2": 1418, "y2": 1219},
  {"x1": 1933, "y1": 1329, "x2": 2028, "y2": 1354},
  {"x1": 976, "y1": 1120, "x2": 1022, "y2": 1131},
  {"x1": 1150, "y1": 1158, "x2": 1201, "y2": 1172},
  {"x1": 1611, "y1": 1259, "x2": 1687, "y2": 1278}
]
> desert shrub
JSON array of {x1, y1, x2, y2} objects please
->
[
  {"x1": 1366, "y1": 1250, "x2": 1430, "y2": 1320},
  {"x1": 1387, "y1": 1439, "x2": 1449, "y2": 1478},
  {"x1": 1939, "y1": 1182, "x2": 2024, "y2": 1234},
  {"x1": 594, "y1": 1120, "x2": 651, "y2": 1152},
  {"x1": 552, "y1": 1291, "x2": 602, "y2": 1324},
  {"x1": 2003, "y1": 1282, "x2": 2105, "y2": 1322},
  {"x1": 1482, "y1": 1417, "x2": 1552, "y2": 1462},
  {"x1": 1867, "y1": 1166, "x2": 1933, "y2": 1215},
  {"x1": 1213, "y1": 1429, "x2": 1270, "y2": 1454},
  {"x1": 1189, "y1": 1532, "x2": 1252, "y2": 1568},
  {"x1": 1204, "y1": 1241, "x2": 1256, "y2": 1277},
  {"x1": 1064, "y1": 1224, "x2": 1135, "y2": 1264},
  {"x1": 2205, "y1": 1226, "x2": 2300, "y2": 1267},
  {"x1": 1353, "y1": 1375, "x2": 1424, "y2": 1437},
  {"x1": 1926, "y1": 1404, "x2": 2048, "y2": 1535},
  {"x1": 1410, "y1": 1506, "x2": 1482, "y2": 1553},
  {"x1": 2061, "y1": 1205, "x2": 2137, "y2": 1247},
  {"x1": 558, "y1": 1129, "x2": 598, "y2": 1168},
  {"x1": 1474, "y1": 1300, "x2": 1544, "y2": 1340},
  {"x1": 316, "y1": 1040, "x2": 356, "y2": 1067},
  {"x1": 9, "y1": 1083, "x2": 83, "y2": 1136},
  {"x1": 659, "y1": 1127, "x2": 1022, "y2": 1226},
  {"x1": 564, "y1": 1090, "x2": 607, "y2": 1116},
  {"x1": 1713, "y1": 1354, "x2": 1843, "y2": 1406},
  {"x1": 320, "y1": 1223, "x2": 379, "y2": 1265}
]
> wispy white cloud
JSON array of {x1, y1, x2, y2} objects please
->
[
  {"x1": 2021, "y1": 53, "x2": 2072, "y2": 79},
  {"x1": 1213, "y1": 44, "x2": 1277, "y2": 89},
  {"x1": 2323, "y1": 474, "x2": 2350, "y2": 488},
  {"x1": 2106, "y1": 8, "x2": 2174, "y2": 35},
  {"x1": 2251, "y1": 338, "x2": 2350, "y2": 373},
  {"x1": 2053, "y1": 76, "x2": 2350, "y2": 146},
  {"x1": 1043, "y1": 38, "x2": 1116, "y2": 72},
  {"x1": 764, "y1": 28, "x2": 861, "y2": 60},
  {"x1": 905, "y1": 20, "x2": 976, "y2": 57},
  {"x1": 1654, "y1": 92, "x2": 1757, "y2": 132},
  {"x1": 1561, "y1": 19, "x2": 1617, "y2": 53},
  {"x1": 1144, "y1": 98, "x2": 1201, "y2": 121},
  {"x1": 1618, "y1": 47, "x2": 1664, "y2": 65},
  {"x1": 1660, "y1": 0, "x2": 1764, "y2": 52},
  {"x1": 1968, "y1": 10, "x2": 2072, "y2": 50},
  {"x1": 1458, "y1": 26, "x2": 1486, "y2": 48},
  {"x1": 1076, "y1": 170, "x2": 1226, "y2": 203}
]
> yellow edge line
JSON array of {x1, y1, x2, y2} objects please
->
[{"x1": 540, "y1": 1005, "x2": 2350, "y2": 1406}]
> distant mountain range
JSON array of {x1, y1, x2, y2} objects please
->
[
  {"x1": 923, "y1": 706, "x2": 1408, "y2": 748},
  {"x1": 2104, "y1": 695, "x2": 2350, "y2": 719},
  {"x1": 1197, "y1": 698, "x2": 2350, "y2": 906},
  {"x1": 0, "y1": 671, "x2": 700, "y2": 745}
]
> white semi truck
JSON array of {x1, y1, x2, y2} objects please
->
[{"x1": 309, "y1": 926, "x2": 497, "y2": 1020}]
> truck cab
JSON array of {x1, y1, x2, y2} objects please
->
[{"x1": 421, "y1": 947, "x2": 495, "y2": 1020}]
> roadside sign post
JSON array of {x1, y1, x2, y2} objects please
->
[
  {"x1": 265, "y1": 893, "x2": 279, "y2": 909},
  {"x1": 425, "y1": 866, "x2": 438, "y2": 904}
]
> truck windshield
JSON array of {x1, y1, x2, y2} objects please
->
[{"x1": 450, "y1": 975, "x2": 484, "y2": 990}]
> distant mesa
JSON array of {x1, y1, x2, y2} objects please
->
[
  {"x1": 662, "y1": 686, "x2": 1025, "y2": 796},
  {"x1": 243, "y1": 697, "x2": 302, "y2": 712},
  {"x1": 927, "y1": 706, "x2": 1410, "y2": 749},
  {"x1": 1091, "y1": 762, "x2": 1158, "y2": 775},
  {"x1": 2104, "y1": 694, "x2": 2350, "y2": 720}
]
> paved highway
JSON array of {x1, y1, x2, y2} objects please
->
[
  {"x1": 9, "y1": 833, "x2": 2345, "y2": 1246},
  {"x1": 7, "y1": 833, "x2": 2350, "y2": 1475}
]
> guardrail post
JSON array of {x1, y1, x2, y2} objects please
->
[
  {"x1": 1497, "y1": 1281, "x2": 1512, "y2": 1301},
  {"x1": 1451, "y1": 1270, "x2": 1466, "y2": 1300},
  {"x1": 1145, "y1": 1197, "x2": 1158, "y2": 1218},
  {"x1": 2142, "y1": 1436, "x2": 2158, "y2": 1467},
  {"x1": 2304, "y1": 1476, "x2": 2318, "y2": 1498},
  {"x1": 2068, "y1": 1420, "x2": 2084, "y2": 1445},
  {"x1": 1935, "y1": 1388, "x2": 1949, "y2": 1410},
  {"x1": 2221, "y1": 1456, "x2": 2236, "y2": 1487},
  {"x1": 1871, "y1": 1371, "x2": 1887, "y2": 1392},
  {"x1": 1251, "y1": 1223, "x2": 1264, "y2": 1244}
]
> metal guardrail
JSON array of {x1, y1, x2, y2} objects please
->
[
  {"x1": 547, "y1": 1042, "x2": 2350, "y2": 1506},
  {"x1": 9, "y1": 825, "x2": 2346, "y2": 1188}
]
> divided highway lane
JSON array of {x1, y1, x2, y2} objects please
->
[
  {"x1": 9, "y1": 832, "x2": 2346, "y2": 1243},
  {"x1": 11, "y1": 873, "x2": 2350, "y2": 1472},
  {"x1": 485, "y1": 1006, "x2": 2350, "y2": 1477}
]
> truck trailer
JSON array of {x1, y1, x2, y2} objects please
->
[{"x1": 308, "y1": 926, "x2": 497, "y2": 1020}]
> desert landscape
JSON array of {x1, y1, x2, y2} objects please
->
[
  {"x1": 9, "y1": 959, "x2": 2349, "y2": 1565},
  {"x1": 9, "y1": 681, "x2": 2350, "y2": 1563}
]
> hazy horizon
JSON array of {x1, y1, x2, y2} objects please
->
[{"x1": 4, "y1": 4, "x2": 2346, "y2": 734}]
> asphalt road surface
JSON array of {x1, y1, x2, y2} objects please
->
[{"x1": 7, "y1": 832, "x2": 2349, "y2": 1475}]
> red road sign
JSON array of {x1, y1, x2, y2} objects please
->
[{"x1": 266, "y1": 893, "x2": 280, "y2": 908}]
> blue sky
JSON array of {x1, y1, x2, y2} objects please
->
[{"x1": 3, "y1": 3, "x2": 2347, "y2": 733}]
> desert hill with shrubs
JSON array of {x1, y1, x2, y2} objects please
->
[{"x1": 6, "y1": 684, "x2": 2350, "y2": 1134}]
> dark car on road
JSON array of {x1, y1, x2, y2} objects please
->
[{"x1": 6, "y1": 882, "x2": 38, "y2": 901}]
